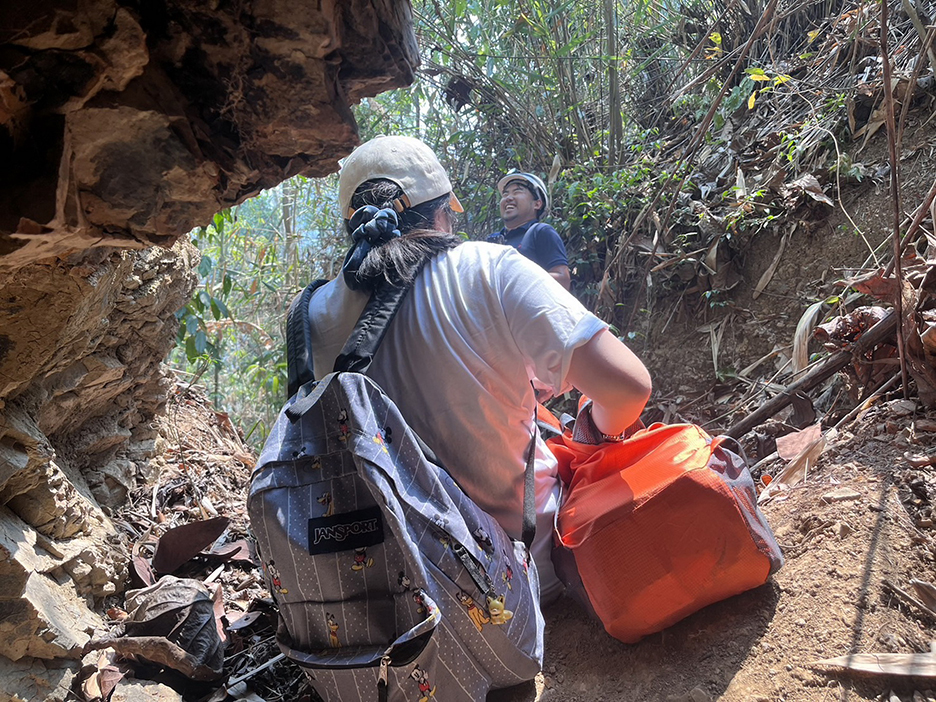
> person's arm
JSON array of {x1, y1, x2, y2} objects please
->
[
  {"x1": 547, "y1": 264, "x2": 571, "y2": 290},
  {"x1": 566, "y1": 330, "x2": 652, "y2": 437},
  {"x1": 529, "y1": 224, "x2": 570, "y2": 290}
]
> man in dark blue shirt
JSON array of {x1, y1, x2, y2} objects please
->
[{"x1": 488, "y1": 172, "x2": 571, "y2": 290}]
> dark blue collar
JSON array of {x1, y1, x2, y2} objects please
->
[{"x1": 502, "y1": 219, "x2": 538, "y2": 238}]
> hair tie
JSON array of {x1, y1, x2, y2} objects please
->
[{"x1": 342, "y1": 206, "x2": 401, "y2": 291}]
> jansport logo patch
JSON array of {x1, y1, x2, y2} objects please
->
[{"x1": 308, "y1": 505, "x2": 384, "y2": 555}]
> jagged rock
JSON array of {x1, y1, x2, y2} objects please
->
[
  {"x1": 85, "y1": 458, "x2": 137, "y2": 508},
  {"x1": 0, "y1": 506, "x2": 106, "y2": 660},
  {"x1": 110, "y1": 679, "x2": 183, "y2": 702},
  {"x1": 0, "y1": 0, "x2": 417, "y2": 667},
  {"x1": 0, "y1": 654, "x2": 78, "y2": 702},
  {"x1": 0, "y1": 0, "x2": 418, "y2": 269}
]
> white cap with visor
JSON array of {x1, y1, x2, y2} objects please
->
[{"x1": 338, "y1": 135, "x2": 464, "y2": 220}]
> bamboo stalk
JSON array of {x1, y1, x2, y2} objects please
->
[{"x1": 879, "y1": 0, "x2": 911, "y2": 400}]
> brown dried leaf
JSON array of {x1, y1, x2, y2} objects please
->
[
  {"x1": 131, "y1": 556, "x2": 155, "y2": 589},
  {"x1": 753, "y1": 225, "x2": 793, "y2": 299},
  {"x1": 79, "y1": 650, "x2": 124, "y2": 702},
  {"x1": 815, "y1": 306, "x2": 889, "y2": 349},
  {"x1": 776, "y1": 423, "x2": 823, "y2": 460},
  {"x1": 204, "y1": 539, "x2": 255, "y2": 565},
  {"x1": 209, "y1": 582, "x2": 227, "y2": 645},
  {"x1": 787, "y1": 173, "x2": 834, "y2": 206},
  {"x1": 121, "y1": 576, "x2": 225, "y2": 677},
  {"x1": 844, "y1": 270, "x2": 896, "y2": 302},
  {"x1": 759, "y1": 430, "x2": 830, "y2": 502},
  {"x1": 152, "y1": 516, "x2": 230, "y2": 574},
  {"x1": 793, "y1": 300, "x2": 825, "y2": 373}
]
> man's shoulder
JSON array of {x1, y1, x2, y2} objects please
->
[{"x1": 526, "y1": 221, "x2": 561, "y2": 239}]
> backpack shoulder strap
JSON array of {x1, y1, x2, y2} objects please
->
[
  {"x1": 333, "y1": 282, "x2": 411, "y2": 374},
  {"x1": 285, "y1": 279, "x2": 413, "y2": 418},
  {"x1": 285, "y1": 279, "x2": 328, "y2": 398}
]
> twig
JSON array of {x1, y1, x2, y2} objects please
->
[
  {"x1": 226, "y1": 652, "x2": 287, "y2": 688},
  {"x1": 897, "y1": 25, "x2": 936, "y2": 150},
  {"x1": 832, "y1": 371, "x2": 901, "y2": 430},
  {"x1": 725, "y1": 309, "x2": 898, "y2": 439},
  {"x1": 879, "y1": 0, "x2": 911, "y2": 400},
  {"x1": 883, "y1": 579, "x2": 936, "y2": 623},
  {"x1": 899, "y1": 0, "x2": 936, "y2": 76}
]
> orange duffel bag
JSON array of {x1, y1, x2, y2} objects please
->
[{"x1": 547, "y1": 423, "x2": 783, "y2": 643}]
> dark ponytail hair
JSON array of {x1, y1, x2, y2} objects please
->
[{"x1": 342, "y1": 179, "x2": 462, "y2": 292}]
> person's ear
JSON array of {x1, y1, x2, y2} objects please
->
[{"x1": 433, "y1": 208, "x2": 454, "y2": 233}]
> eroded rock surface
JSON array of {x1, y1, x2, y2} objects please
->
[
  {"x1": 0, "y1": 0, "x2": 418, "y2": 689},
  {"x1": 0, "y1": 0, "x2": 417, "y2": 267}
]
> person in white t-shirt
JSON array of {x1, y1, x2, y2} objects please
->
[{"x1": 308, "y1": 135, "x2": 651, "y2": 602}]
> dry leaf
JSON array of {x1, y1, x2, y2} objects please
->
[
  {"x1": 787, "y1": 173, "x2": 834, "y2": 206},
  {"x1": 845, "y1": 270, "x2": 897, "y2": 302},
  {"x1": 792, "y1": 300, "x2": 825, "y2": 373},
  {"x1": 753, "y1": 225, "x2": 794, "y2": 299},
  {"x1": 775, "y1": 423, "x2": 822, "y2": 460},
  {"x1": 152, "y1": 516, "x2": 230, "y2": 574},
  {"x1": 209, "y1": 582, "x2": 228, "y2": 645},
  {"x1": 910, "y1": 580, "x2": 936, "y2": 615},
  {"x1": 79, "y1": 649, "x2": 124, "y2": 702},
  {"x1": 759, "y1": 429, "x2": 832, "y2": 503},
  {"x1": 118, "y1": 575, "x2": 226, "y2": 678}
]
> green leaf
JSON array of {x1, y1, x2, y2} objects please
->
[
  {"x1": 194, "y1": 330, "x2": 207, "y2": 355},
  {"x1": 197, "y1": 255, "x2": 213, "y2": 278},
  {"x1": 210, "y1": 297, "x2": 222, "y2": 321},
  {"x1": 185, "y1": 335, "x2": 198, "y2": 362},
  {"x1": 222, "y1": 274, "x2": 233, "y2": 297},
  {"x1": 214, "y1": 297, "x2": 231, "y2": 319}
]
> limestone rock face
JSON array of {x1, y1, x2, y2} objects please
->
[
  {"x1": 0, "y1": 0, "x2": 418, "y2": 674},
  {"x1": 0, "y1": 0, "x2": 418, "y2": 268}
]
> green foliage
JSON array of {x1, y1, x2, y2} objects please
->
[
  {"x1": 176, "y1": 0, "x2": 834, "y2": 444},
  {"x1": 171, "y1": 175, "x2": 346, "y2": 449}
]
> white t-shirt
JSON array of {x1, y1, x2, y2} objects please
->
[{"x1": 308, "y1": 241, "x2": 607, "y2": 600}]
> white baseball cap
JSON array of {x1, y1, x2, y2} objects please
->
[{"x1": 338, "y1": 136, "x2": 464, "y2": 219}]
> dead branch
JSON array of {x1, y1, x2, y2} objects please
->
[{"x1": 725, "y1": 310, "x2": 898, "y2": 439}]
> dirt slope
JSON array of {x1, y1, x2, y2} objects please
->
[{"x1": 120, "y1": 380, "x2": 936, "y2": 702}]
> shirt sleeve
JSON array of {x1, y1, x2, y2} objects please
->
[
  {"x1": 532, "y1": 223, "x2": 568, "y2": 270},
  {"x1": 494, "y1": 248, "x2": 607, "y2": 394}
]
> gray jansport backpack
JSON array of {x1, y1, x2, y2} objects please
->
[{"x1": 248, "y1": 280, "x2": 545, "y2": 702}]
